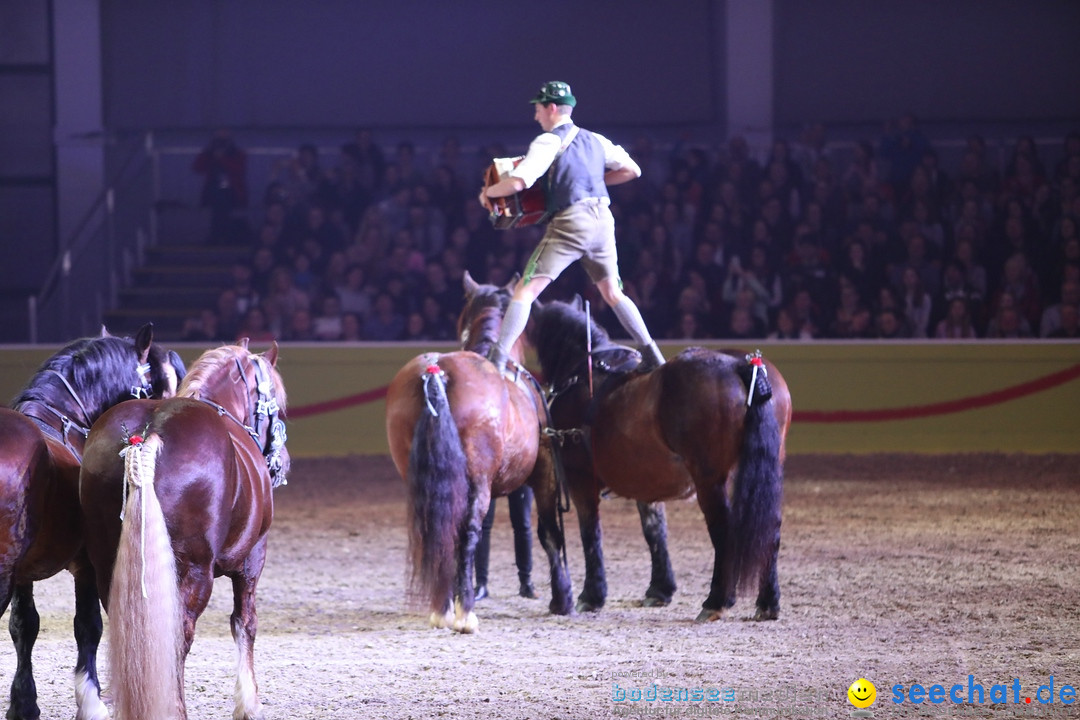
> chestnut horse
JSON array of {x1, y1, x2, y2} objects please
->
[
  {"x1": 528, "y1": 300, "x2": 792, "y2": 622},
  {"x1": 0, "y1": 324, "x2": 185, "y2": 720},
  {"x1": 78, "y1": 341, "x2": 288, "y2": 720},
  {"x1": 385, "y1": 272, "x2": 572, "y2": 633}
]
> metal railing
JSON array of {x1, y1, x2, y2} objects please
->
[{"x1": 29, "y1": 132, "x2": 155, "y2": 343}]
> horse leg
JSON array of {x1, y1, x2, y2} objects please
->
[
  {"x1": 529, "y1": 452, "x2": 573, "y2": 616},
  {"x1": 570, "y1": 478, "x2": 606, "y2": 613},
  {"x1": 71, "y1": 561, "x2": 107, "y2": 720},
  {"x1": 636, "y1": 501, "x2": 677, "y2": 607},
  {"x1": 695, "y1": 482, "x2": 735, "y2": 623},
  {"x1": 176, "y1": 564, "x2": 216, "y2": 720},
  {"x1": 451, "y1": 481, "x2": 485, "y2": 634},
  {"x1": 229, "y1": 543, "x2": 267, "y2": 720},
  {"x1": 7, "y1": 583, "x2": 39, "y2": 720}
]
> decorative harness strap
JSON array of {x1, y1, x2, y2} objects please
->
[{"x1": 197, "y1": 356, "x2": 288, "y2": 487}]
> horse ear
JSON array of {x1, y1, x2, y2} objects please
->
[
  {"x1": 462, "y1": 270, "x2": 480, "y2": 297},
  {"x1": 238, "y1": 337, "x2": 250, "y2": 350},
  {"x1": 133, "y1": 323, "x2": 154, "y2": 363},
  {"x1": 100, "y1": 325, "x2": 110, "y2": 338},
  {"x1": 571, "y1": 294, "x2": 584, "y2": 312},
  {"x1": 503, "y1": 272, "x2": 521, "y2": 294},
  {"x1": 264, "y1": 341, "x2": 280, "y2": 367}
]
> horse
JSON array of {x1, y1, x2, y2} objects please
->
[
  {"x1": 78, "y1": 341, "x2": 289, "y2": 720},
  {"x1": 384, "y1": 272, "x2": 572, "y2": 633},
  {"x1": 0, "y1": 323, "x2": 186, "y2": 720},
  {"x1": 527, "y1": 299, "x2": 792, "y2": 622}
]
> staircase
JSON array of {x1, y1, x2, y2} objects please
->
[{"x1": 102, "y1": 204, "x2": 249, "y2": 341}]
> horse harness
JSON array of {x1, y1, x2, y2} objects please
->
[
  {"x1": 197, "y1": 356, "x2": 288, "y2": 487},
  {"x1": 543, "y1": 346, "x2": 642, "y2": 449},
  {"x1": 17, "y1": 361, "x2": 155, "y2": 463}
]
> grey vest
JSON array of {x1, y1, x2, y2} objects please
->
[{"x1": 545, "y1": 124, "x2": 609, "y2": 214}]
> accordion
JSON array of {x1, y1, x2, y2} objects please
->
[{"x1": 483, "y1": 157, "x2": 549, "y2": 229}]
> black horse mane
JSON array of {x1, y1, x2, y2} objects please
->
[
  {"x1": 458, "y1": 283, "x2": 512, "y2": 356},
  {"x1": 528, "y1": 300, "x2": 620, "y2": 387},
  {"x1": 11, "y1": 335, "x2": 143, "y2": 420}
]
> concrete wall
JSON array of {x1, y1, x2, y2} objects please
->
[
  {"x1": 774, "y1": 0, "x2": 1080, "y2": 127},
  {"x1": 3, "y1": 341, "x2": 1077, "y2": 457},
  {"x1": 100, "y1": 1, "x2": 1080, "y2": 133},
  {"x1": 100, "y1": 0, "x2": 721, "y2": 131}
]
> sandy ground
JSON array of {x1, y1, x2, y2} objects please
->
[{"x1": 2, "y1": 453, "x2": 1078, "y2": 719}]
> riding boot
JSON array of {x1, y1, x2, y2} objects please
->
[
  {"x1": 510, "y1": 486, "x2": 535, "y2": 598},
  {"x1": 514, "y1": 531, "x2": 536, "y2": 598},
  {"x1": 637, "y1": 341, "x2": 666, "y2": 373},
  {"x1": 474, "y1": 498, "x2": 495, "y2": 601}
]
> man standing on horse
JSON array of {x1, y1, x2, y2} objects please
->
[{"x1": 479, "y1": 81, "x2": 665, "y2": 373}]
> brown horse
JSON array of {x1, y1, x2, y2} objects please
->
[
  {"x1": 528, "y1": 299, "x2": 792, "y2": 622},
  {"x1": 385, "y1": 272, "x2": 572, "y2": 633},
  {"x1": 78, "y1": 341, "x2": 288, "y2": 720},
  {"x1": 0, "y1": 324, "x2": 185, "y2": 720}
]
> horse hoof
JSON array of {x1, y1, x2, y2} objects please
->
[
  {"x1": 75, "y1": 704, "x2": 110, "y2": 720},
  {"x1": 75, "y1": 670, "x2": 110, "y2": 720},
  {"x1": 429, "y1": 609, "x2": 453, "y2": 629},
  {"x1": 548, "y1": 597, "x2": 573, "y2": 616},
  {"x1": 641, "y1": 596, "x2": 671, "y2": 608},
  {"x1": 453, "y1": 611, "x2": 479, "y2": 634},
  {"x1": 694, "y1": 607, "x2": 725, "y2": 623},
  {"x1": 754, "y1": 607, "x2": 779, "y2": 621},
  {"x1": 575, "y1": 599, "x2": 602, "y2": 613}
]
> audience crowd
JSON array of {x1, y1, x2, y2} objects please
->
[{"x1": 182, "y1": 118, "x2": 1080, "y2": 344}]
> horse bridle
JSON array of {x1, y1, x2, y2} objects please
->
[
  {"x1": 248, "y1": 355, "x2": 288, "y2": 485},
  {"x1": 202, "y1": 354, "x2": 288, "y2": 487},
  {"x1": 19, "y1": 360, "x2": 156, "y2": 462}
]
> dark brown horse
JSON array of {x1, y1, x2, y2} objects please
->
[
  {"x1": 385, "y1": 272, "x2": 572, "y2": 633},
  {"x1": 0, "y1": 324, "x2": 185, "y2": 720},
  {"x1": 528, "y1": 299, "x2": 792, "y2": 622},
  {"x1": 78, "y1": 341, "x2": 288, "y2": 720}
]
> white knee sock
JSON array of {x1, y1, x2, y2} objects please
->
[
  {"x1": 612, "y1": 297, "x2": 654, "y2": 346},
  {"x1": 495, "y1": 299, "x2": 532, "y2": 353}
]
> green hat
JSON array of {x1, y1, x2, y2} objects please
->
[{"x1": 530, "y1": 81, "x2": 577, "y2": 107}]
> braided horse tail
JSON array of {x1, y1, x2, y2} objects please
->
[
  {"x1": 406, "y1": 364, "x2": 468, "y2": 627},
  {"x1": 108, "y1": 433, "x2": 184, "y2": 720}
]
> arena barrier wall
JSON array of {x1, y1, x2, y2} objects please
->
[{"x1": 1, "y1": 341, "x2": 1077, "y2": 456}]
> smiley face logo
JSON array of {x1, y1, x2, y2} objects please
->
[{"x1": 848, "y1": 678, "x2": 877, "y2": 708}]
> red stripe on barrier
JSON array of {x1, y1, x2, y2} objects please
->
[
  {"x1": 285, "y1": 386, "x2": 388, "y2": 419},
  {"x1": 284, "y1": 363, "x2": 1080, "y2": 424},
  {"x1": 793, "y1": 363, "x2": 1080, "y2": 423}
]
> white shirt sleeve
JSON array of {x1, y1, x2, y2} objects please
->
[
  {"x1": 508, "y1": 132, "x2": 561, "y2": 189},
  {"x1": 594, "y1": 132, "x2": 635, "y2": 172}
]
